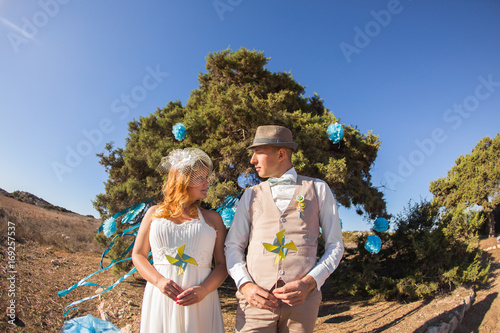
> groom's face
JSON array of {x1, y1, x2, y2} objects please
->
[{"x1": 250, "y1": 146, "x2": 281, "y2": 178}]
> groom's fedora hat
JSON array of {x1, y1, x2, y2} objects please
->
[{"x1": 248, "y1": 125, "x2": 298, "y2": 150}]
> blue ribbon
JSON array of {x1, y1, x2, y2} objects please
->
[
  {"x1": 99, "y1": 224, "x2": 141, "y2": 269},
  {"x1": 61, "y1": 256, "x2": 152, "y2": 317},
  {"x1": 96, "y1": 198, "x2": 154, "y2": 232},
  {"x1": 59, "y1": 193, "x2": 244, "y2": 317},
  {"x1": 215, "y1": 192, "x2": 241, "y2": 213},
  {"x1": 58, "y1": 255, "x2": 143, "y2": 298},
  {"x1": 59, "y1": 199, "x2": 154, "y2": 317}
]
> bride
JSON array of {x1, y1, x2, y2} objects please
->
[{"x1": 132, "y1": 148, "x2": 226, "y2": 332}]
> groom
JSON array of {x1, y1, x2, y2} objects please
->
[{"x1": 225, "y1": 125, "x2": 344, "y2": 332}]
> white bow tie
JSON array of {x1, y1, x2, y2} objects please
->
[{"x1": 269, "y1": 174, "x2": 294, "y2": 186}]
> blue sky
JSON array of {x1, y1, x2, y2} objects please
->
[{"x1": 1, "y1": 0, "x2": 499, "y2": 231}]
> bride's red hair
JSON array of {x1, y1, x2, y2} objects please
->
[{"x1": 153, "y1": 162, "x2": 208, "y2": 219}]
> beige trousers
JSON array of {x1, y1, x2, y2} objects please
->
[{"x1": 235, "y1": 287, "x2": 322, "y2": 333}]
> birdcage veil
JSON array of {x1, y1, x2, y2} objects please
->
[{"x1": 156, "y1": 148, "x2": 213, "y2": 187}]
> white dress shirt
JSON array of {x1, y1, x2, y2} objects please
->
[{"x1": 224, "y1": 168, "x2": 344, "y2": 290}]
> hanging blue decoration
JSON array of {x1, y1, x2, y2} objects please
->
[
  {"x1": 339, "y1": 218, "x2": 343, "y2": 230},
  {"x1": 59, "y1": 199, "x2": 155, "y2": 316},
  {"x1": 98, "y1": 209, "x2": 124, "y2": 235},
  {"x1": 216, "y1": 194, "x2": 240, "y2": 228},
  {"x1": 102, "y1": 217, "x2": 117, "y2": 238},
  {"x1": 365, "y1": 235, "x2": 382, "y2": 254},
  {"x1": 373, "y1": 217, "x2": 389, "y2": 232},
  {"x1": 220, "y1": 206, "x2": 237, "y2": 228},
  {"x1": 60, "y1": 190, "x2": 249, "y2": 317},
  {"x1": 58, "y1": 256, "x2": 150, "y2": 317},
  {"x1": 98, "y1": 199, "x2": 154, "y2": 232},
  {"x1": 61, "y1": 314, "x2": 120, "y2": 333},
  {"x1": 326, "y1": 122, "x2": 344, "y2": 144},
  {"x1": 121, "y1": 202, "x2": 147, "y2": 224},
  {"x1": 172, "y1": 123, "x2": 186, "y2": 141}
]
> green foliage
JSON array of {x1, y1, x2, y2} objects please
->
[
  {"x1": 440, "y1": 202, "x2": 487, "y2": 239},
  {"x1": 340, "y1": 231, "x2": 361, "y2": 244},
  {"x1": 331, "y1": 231, "x2": 394, "y2": 299},
  {"x1": 104, "y1": 223, "x2": 136, "y2": 278},
  {"x1": 94, "y1": 48, "x2": 386, "y2": 220},
  {"x1": 93, "y1": 47, "x2": 387, "y2": 274},
  {"x1": 330, "y1": 135, "x2": 499, "y2": 300},
  {"x1": 94, "y1": 233, "x2": 108, "y2": 247},
  {"x1": 430, "y1": 134, "x2": 500, "y2": 236},
  {"x1": 330, "y1": 200, "x2": 490, "y2": 300},
  {"x1": 94, "y1": 232, "x2": 132, "y2": 277}
]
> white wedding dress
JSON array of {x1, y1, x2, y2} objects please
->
[{"x1": 139, "y1": 209, "x2": 224, "y2": 332}]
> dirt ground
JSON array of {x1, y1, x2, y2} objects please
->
[
  {"x1": 0, "y1": 194, "x2": 499, "y2": 332},
  {"x1": 0, "y1": 237, "x2": 498, "y2": 332},
  {"x1": 455, "y1": 237, "x2": 500, "y2": 333}
]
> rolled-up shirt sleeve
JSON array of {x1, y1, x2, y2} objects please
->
[
  {"x1": 224, "y1": 188, "x2": 254, "y2": 290},
  {"x1": 307, "y1": 180, "x2": 344, "y2": 290}
]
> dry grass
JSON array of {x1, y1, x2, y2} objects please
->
[
  {"x1": 1, "y1": 194, "x2": 498, "y2": 332},
  {"x1": 0, "y1": 195, "x2": 103, "y2": 254}
]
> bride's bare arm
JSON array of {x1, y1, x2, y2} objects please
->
[
  {"x1": 176, "y1": 209, "x2": 227, "y2": 306},
  {"x1": 132, "y1": 206, "x2": 184, "y2": 300}
]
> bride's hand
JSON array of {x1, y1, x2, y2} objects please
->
[
  {"x1": 156, "y1": 278, "x2": 184, "y2": 300},
  {"x1": 176, "y1": 286, "x2": 208, "y2": 306}
]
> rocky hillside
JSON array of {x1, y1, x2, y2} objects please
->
[
  {"x1": 0, "y1": 188, "x2": 75, "y2": 214},
  {"x1": 0, "y1": 193, "x2": 103, "y2": 254}
]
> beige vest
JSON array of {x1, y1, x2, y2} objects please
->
[{"x1": 246, "y1": 175, "x2": 320, "y2": 290}]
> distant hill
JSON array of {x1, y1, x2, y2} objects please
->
[
  {"x1": 0, "y1": 188, "x2": 75, "y2": 214},
  {"x1": 0, "y1": 192, "x2": 103, "y2": 253}
]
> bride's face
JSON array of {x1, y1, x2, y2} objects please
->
[{"x1": 187, "y1": 169, "x2": 210, "y2": 201}]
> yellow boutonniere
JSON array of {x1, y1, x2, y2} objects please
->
[{"x1": 296, "y1": 195, "x2": 306, "y2": 218}]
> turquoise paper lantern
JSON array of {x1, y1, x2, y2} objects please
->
[
  {"x1": 373, "y1": 217, "x2": 389, "y2": 232},
  {"x1": 365, "y1": 235, "x2": 381, "y2": 254},
  {"x1": 172, "y1": 123, "x2": 186, "y2": 141},
  {"x1": 102, "y1": 217, "x2": 117, "y2": 238},
  {"x1": 326, "y1": 123, "x2": 344, "y2": 144}
]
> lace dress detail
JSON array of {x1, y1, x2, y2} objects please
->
[
  {"x1": 139, "y1": 209, "x2": 223, "y2": 332},
  {"x1": 153, "y1": 246, "x2": 213, "y2": 268}
]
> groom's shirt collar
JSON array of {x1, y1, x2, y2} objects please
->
[
  {"x1": 268, "y1": 167, "x2": 297, "y2": 183},
  {"x1": 283, "y1": 167, "x2": 297, "y2": 183}
]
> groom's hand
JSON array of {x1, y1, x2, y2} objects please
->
[
  {"x1": 240, "y1": 282, "x2": 279, "y2": 311},
  {"x1": 272, "y1": 275, "x2": 317, "y2": 306}
]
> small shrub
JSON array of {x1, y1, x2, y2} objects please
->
[
  {"x1": 329, "y1": 199, "x2": 490, "y2": 301},
  {"x1": 94, "y1": 234, "x2": 109, "y2": 247}
]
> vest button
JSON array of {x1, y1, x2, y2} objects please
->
[
  {"x1": 278, "y1": 270, "x2": 284, "y2": 275},
  {"x1": 280, "y1": 217, "x2": 286, "y2": 223}
]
